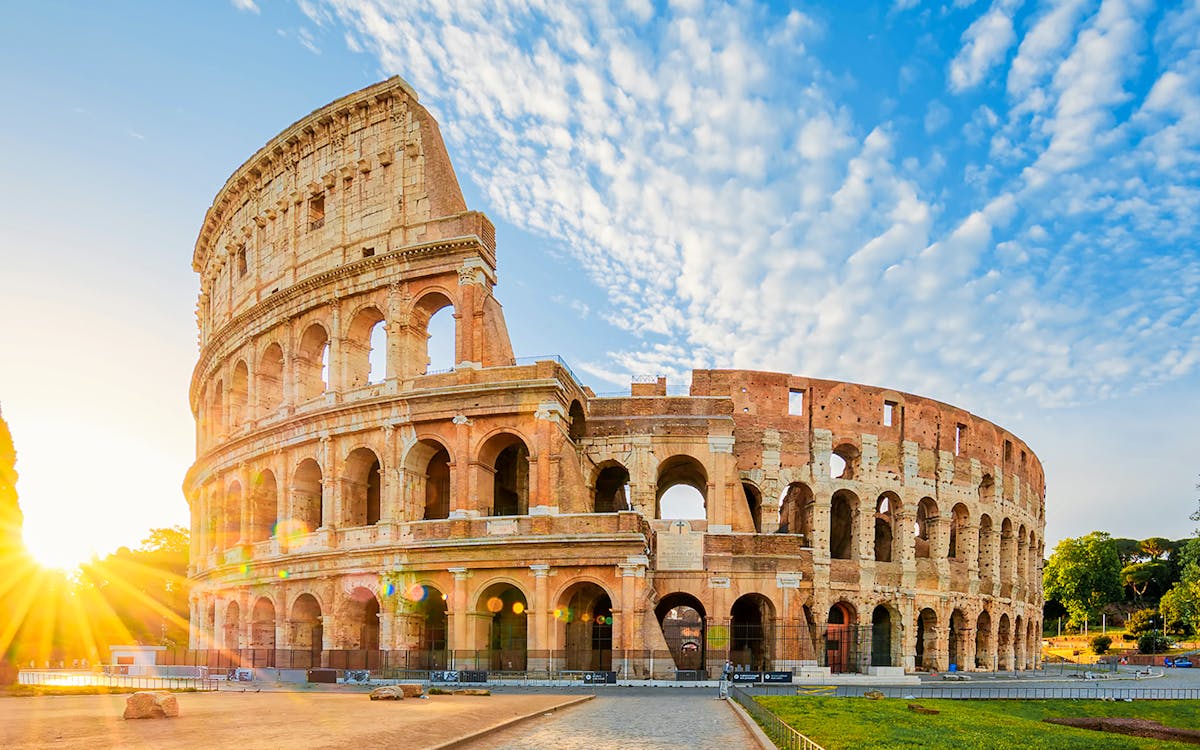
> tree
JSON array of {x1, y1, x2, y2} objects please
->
[
  {"x1": 1121, "y1": 559, "x2": 1172, "y2": 599},
  {"x1": 1043, "y1": 532, "x2": 1123, "y2": 627}
]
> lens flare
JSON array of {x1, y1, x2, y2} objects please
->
[
  {"x1": 407, "y1": 583, "x2": 427, "y2": 602},
  {"x1": 238, "y1": 563, "x2": 251, "y2": 576},
  {"x1": 383, "y1": 581, "x2": 396, "y2": 597},
  {"x1": 512, "y1": 601, "x2": 525, "y2": 615},
  {"x1": 277, "y1": 570, "x2": 289, "y2": 579},
  {"x1": 486, "y1": 596, "x2": 503, "y2": 613}
]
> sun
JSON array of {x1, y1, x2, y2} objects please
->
[{"x1": 21, "y1": 529, "x2": 98, "y2": 572}]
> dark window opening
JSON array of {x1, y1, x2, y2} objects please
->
[{"x1": 309, "y1": 194, "x2": 325, "y2": 230}]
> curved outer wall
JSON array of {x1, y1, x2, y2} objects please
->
[{"x1": 186, "y1": 78, "x2": 1045, "y2": 676}]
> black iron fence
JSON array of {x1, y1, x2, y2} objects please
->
[{"x1": 748, "y1": 684, "x2": 1200, "y2": 700}]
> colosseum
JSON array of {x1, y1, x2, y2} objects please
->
[{"x1": 185, "y1": 77, "x2": 1045, "y2": 679}]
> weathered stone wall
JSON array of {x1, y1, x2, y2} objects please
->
[{"x1": 187, "y1": 78, "x2": 1045, "y2": 675}]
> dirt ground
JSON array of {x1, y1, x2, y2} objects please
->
[{"x1": 0, "y1": 689, "x2": 588, "y2": 749}]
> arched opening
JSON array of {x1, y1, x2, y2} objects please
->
[
  {"x1": 230, "y1": 360, "x2": 249, "y2": 427},
  {"x1": 484, "y1": 435, "x2": 529, "y2": 517},
  {"x1": 297, "y1": 324, "x2": 329, "y2": 400},
  {"x1": 874, "y1": 493, "x2": 897, "y2": 562},
  {"x1": 830, "y1": 443, "x2": 860, "y2": 480},
  {"x1": 258, "y1": 343, "x2": 284, "y2": 414},
  {"x1": 593, "y1": 462, "x2": 630, "y2": 513},
  {"x1": 1000, "y1": 519, "x2": 1016, "y2": 593},
  {"x1": 343, "y1": 447, "x2": 382, "y2": 526},
  {"x1": 975, "y1": 610, "x2": 993, "y2": 669},
  {"x1": 825, "y1": 602, "x2": 857, "y2": 673},
  {"x1": 345, "y1": 306, "x2": 386, "y2": 389},
  {"x1": 250, "y1": 598, "x2": 276, "y2": 662},
  {"x1": 871, "y1": 605, "x2": 897, "y2": 667},
  {"x1": 997, "y1": 613, "x2": 1012, "y2": 670},
  {"x1": 222, "y1": 481, "x2": 242, "y2": 549},
  {"x1": 1026, "y1": 619, "x2": 1037, "y2": 671},
  {"x1": 656, "y1": 593, "x2": 706, "y2": 672},
  {"x1": 223, "y1": 601, "x2": 241, "y2": 651},
  {"x1": 410, "y1": 585, "x2": 449, "y2": 669},
  {"x1": 291, "y1": 459, "x2": 323, "y2": 532},
  {"x1": 347, "y1": 587, "x2": 381, "y2": 651},
  {"x1": 949, "y1": 503, "x2": 970, "y2": 559},
  {"x1": 829, "y1": 490, "x2": 858, "y2": 559},
  {"x1": 415, "y1": 294, "x2": 456, "y2": 374},
  {"x1": 979, "y1": 473, "x2": 996, "y2": 503},
  {"x1": 730, "y1": 594, "x2": 774, "y2": 671},
  {"x1": 568, "y1": 400, "x2": 586, "y2": 442},
  {"x1": 1014, "y1": 614, "x2": 1025, "y2": 670},
  {"x1": 915, "y1": 497, "x2": 938, "y2": 558},
  {"x1": 290, "y1": 594, "x2": 323, "y2": 667},
  {"x1": 403, "y1": 438, "x2": 452, "y2": 521},
  {"x1": 424, "y1": 448, "x2": 451, "y2": 520},
  {"x1": 777, "y1": 482, "x2": 813, "y2": 542},
  {"x1": 949, "y1": 608, "x2": 968, "y2": 670},
  {"x1": 915, "y1": 608, "x2": 938, "y2": 670},
  {"x1": 249, "y1": 469, "x2": 277, "y2": 543},
  {"x1": 211, "y1": 380, "x2": 224, "y2": 438},
  {"x1": 558, "y1": 582, "x2": 613, "y2": 671},
  {"x1": 742, "y1": 483, "x2": 763, "y2": 533},
  {"x1": 478, "y1": 583, "x2": 528, "y2": 671},
  {"x1": 656, "y1": 456, "x2": 707, "y2": 520},
  {"x1": 1017, "y1": 525, "x2": 1028, "y2": 588}
]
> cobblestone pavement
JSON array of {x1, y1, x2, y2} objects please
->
[{"x1": 463, "y1": 687, "x2": 757, "y2": 750}]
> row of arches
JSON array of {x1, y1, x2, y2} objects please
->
[{"x1": 199, "y1": 296, "x2": 456, "y2": 444}]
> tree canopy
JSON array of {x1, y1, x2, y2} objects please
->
[{"x1": 1043, "y1": 531, "x2": 1123, "y2": 626}]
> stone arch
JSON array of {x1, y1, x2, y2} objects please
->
[
  {"x1": 289, "y1": 593, "x2": 323, "y2": 665},
  {"x1": 291, "y1": 458, "x2": 324, "y2": 532},
  {"x1": 592, "y1": 460, "x2": 630, "y2": 513},
  {"x1": 829, "y1": 489, "x2": 859, "y2": 559},
  {"x1": 478, "y1": 431, "x2": 530, "y2": 516},
  {"x1": 978, "y1": 514, "x2": 994, "y2": 585},
  {"x1": 1025, "y1": 618, "x2": 1037, "y2": 671},
  {"x1": 1017, "y1": 524, "x2": 1028, "y2": 590},
  {"x1": 1000, "y1": 518, "x2": 1016, "y2": 596},
  {"x1": 655, "y1": 592, "x2": 707, "y2": 672},
  {"x1": 915, "y1": 497, "x2": 938, "y2": 558},
  {"x1": 230, "y1": 360, "x2": 250, "y2": 427},
  {"x1": 874, "y1": 492, "x2": 899, "y2": 562},
  {"x1": 915, "y1": 607, "x2": 938, "y2": 670},
  {"x1": 949, "y1": 503, "x2": 970, "y2": 559},
  {"x1": 223, "y1": 600, "x2": 241, "y2": 651},
  {"x1": 1014, "y1": 613, "x2": 1025, "y2": 670},
  {"x1": 830, "y1": 441, "x2": 860, "y2": 480},
  {"x1": 346, "y1": 586, "x2": 381, "y2": 651},
  {"x1": 344, "y1": 304, "x2": 386, "y2": 389},
  {"x1": 405, "y1": 438, "x2": 452, "y2": 521},
  {"x1": 476, "y1": 581, "x2": 528, "y2": 671},
  {"x1": 343, "y1": 446, "x2": 383, "y2": 526},
  {"x1": 210, "y1": 379, "x2": 224, "y2": 438},
  {"x1": 249, "y1": 469, "x2": 277, "y2": 543},
  {"x1": 297, "y1": 323, "x2": 329, "y2": 401},
  {"x1": 400, "y1": 582, "x2": 449, "y2": 668},
  {"x1": 870, "y1": 602, "x2": 901, "y2": 667},
  {"x1": 997, "y1": 613, "x2": 1012, "y2": 670},
  {"x1": 730, "y1": 593, "x2": 775, "y2": 671},
  {"x1": 975, "y1": 610, "x2": 993, "y2": 669},
  {"x1": 979, "y1": 472, "x2": 996, "y2": 503},
  {"x1": 656, "y1": 455, "x2": 707, "y2": 520},
  {"x1": 222, "y1": 481, "x2": 243, "y2": 549},
  {"x1": 250, "y1": 596, "x2": 276, "y2": 652},
  {"x1": 742, "y1": 481, "x2": 763, "y2": 533},
  {"x1": 778, "y1": 482, "x2": 814, "y2": 542},
  {"x1": 826, "y1": 601, "x2": 858, "y2": 673},
  {"x1": 412, "y1": 289, "x2": 456, "y2": 375},
  {"x1": 568, "y1": 400, "x2": 586, "y2": 442},
  {"x1": 949, "y1": 608, "x2": 968, "y2": 670},
  {"x1": 257, "y1": 342, "x2": 285, "y2": 413},
  {"x1": 557, "y1": 580, "x2": 614, "y2": 671}
]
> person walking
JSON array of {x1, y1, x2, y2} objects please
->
[{"x1": 719, "y1": 658, "x2": 734, "y2": 698}]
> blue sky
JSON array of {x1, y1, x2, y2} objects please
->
[{"x1": 0, "y1": 0, "x2": 1197, "y2": 567}]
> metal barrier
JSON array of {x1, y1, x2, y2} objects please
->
[
  {"x1": 730, "y1": 686, "x2": 827, "y2": 750},
  {"x1": 18, "y1": 669, "x2": 217, "y2": 691},
  {"x1": 750, "y1": 683, "x2": 1200, "y2": 700}
]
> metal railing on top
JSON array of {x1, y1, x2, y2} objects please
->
[{"x1": 730, "y1": 685, "x2": 826, "y2": 750}]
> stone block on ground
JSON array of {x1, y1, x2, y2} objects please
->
[
  {"x1": 397, "y1": 683, "x2": 424, "y2": 698},
  {"x1": 123, "y1": 691, "x2": 179, "y2": 719},
  {"x1": 369, "y1": 686, "x2": 404, "y2": 700}
]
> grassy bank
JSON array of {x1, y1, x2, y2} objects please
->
[{"x1": 758, "y1": 696, "x2": 1200, "y2": 750}]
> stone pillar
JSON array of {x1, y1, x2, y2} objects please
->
[
  {"x1": 319, "y1": 435, "x2": 335, "y2": 530},
  {"x1": 237, "y1": 463, "x2": 251, "y2": 546},
  {"x1": 452, "y1": 415, "x2": 474, "y2": 516},
  {"x1": 529, "y1": 565, "x2": 550, "y2": 672},
  {"x1": 449, "y1": 567, "x2": 469, "y2": 656},
  {"x1": 327, "y1": 300, "x2": 343, "y2": 396}
]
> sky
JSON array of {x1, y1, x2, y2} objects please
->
[{"x1": 0, "y1": 0, "x2": 1197, "y2": 569}]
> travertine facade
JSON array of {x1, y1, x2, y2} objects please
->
[{"x1": 186, "y1": 78, "x2": 1045, "y2": 676}]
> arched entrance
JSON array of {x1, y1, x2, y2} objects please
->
[
  {"x1": 730, "y1": 594, "x2": 774, "y2": 671},
  {"x1": 346, "y1": 588, "x2": 381, "y2": 654},
  {"x1": 949, "y1": 609, "x2": 968, "y2": 671},
  {"x1": 871, "y1": 605, "x2": 897, "y2": 667},
  {"x1": 400, "y1": 583, "x2": 448, "y2": 669},
  {"x1": 593, "y1": 462, "x2": 630, "y2": 513},
  {"x1": 223, "y1": 601, "x2": 241, "y2": 652},
  {"x1": 290, "y1": 594, "x2": 323, "y2": 668},
  {"x1": 825, "y1": 602, "x2": 857, "y2": 673},
  {"x1": 829, "y1": 491, "x2": 858, "y2": 559},
  {"x1": 656, "y1": 593, "x2": 706, "y2": 672},
  {"x1": 558, "y1": 582, "x2": 614, "y2": 671},
  {"x1": 250, "y1": 597, "x2": 276, "y2": 667},
  {"x1": 998, "y1": 614, "x2": 1012, "y2": 670},
  {"x1": 478, "y1": 583, "x2": 528, "y2": 671},
  {"x1": 975, "y1": 610, "x2": 993, "y2": 669},
  {"x1": 915, "y1": 608, "x2": 938, "y2": 670}
]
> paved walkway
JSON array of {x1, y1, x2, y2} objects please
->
[{"x1": 464, "y1": 688, "x2": 756, "y2": 750}]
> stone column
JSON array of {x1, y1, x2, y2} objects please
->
[
  {"x1": 449, "y1": 567, "x2": 470, "y2": 657},
  {"x1": 529, "y1": 565, "x2": 550, "y2": 672},
  {"x1": 327, "y1": 300, "x2": 343, "y2": 397},
  {"x1": 452, "y1": 415, "x2": 474, "y2": 516}
]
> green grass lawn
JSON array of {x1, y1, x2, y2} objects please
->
[{"x1": 757, "y1": 696, "x2": 1200, "y2": 750}]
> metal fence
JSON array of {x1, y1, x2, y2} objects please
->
[
  {"x1": 18, "y1": 669, "x2": 217, "y2": 691},
  {"x1": 748, "y1": 684, "x2": 1200, "y2": 701},
  {"x1": 730, "y1": 686, "x2": 826, "y2": 750}
]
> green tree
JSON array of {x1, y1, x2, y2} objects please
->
[
  {"x1": 1043, "y1": 532, "x2": 1123, "y2": 627},
  {"x1": 1121, "y1": 559, "x2": 1172, "y2": 599}
]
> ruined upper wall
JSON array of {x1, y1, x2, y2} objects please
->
[
  {"x1": 691, "y1": 369, "x2": 1045, "y2": 502},
  {"x1": 192, "y1": 77, "x2": 490, "y2": 343}
]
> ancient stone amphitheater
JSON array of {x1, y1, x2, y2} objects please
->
[{"x1": 186, "y1": 78, "x2": 1044, "y2": 678}]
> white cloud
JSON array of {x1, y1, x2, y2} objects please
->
[
  {"x1": 231, "y1": 0, "x2": 260, "y2": 13},
  {"x1": 948, "y1": 0, "x2": 1022, "y2": 92}
]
